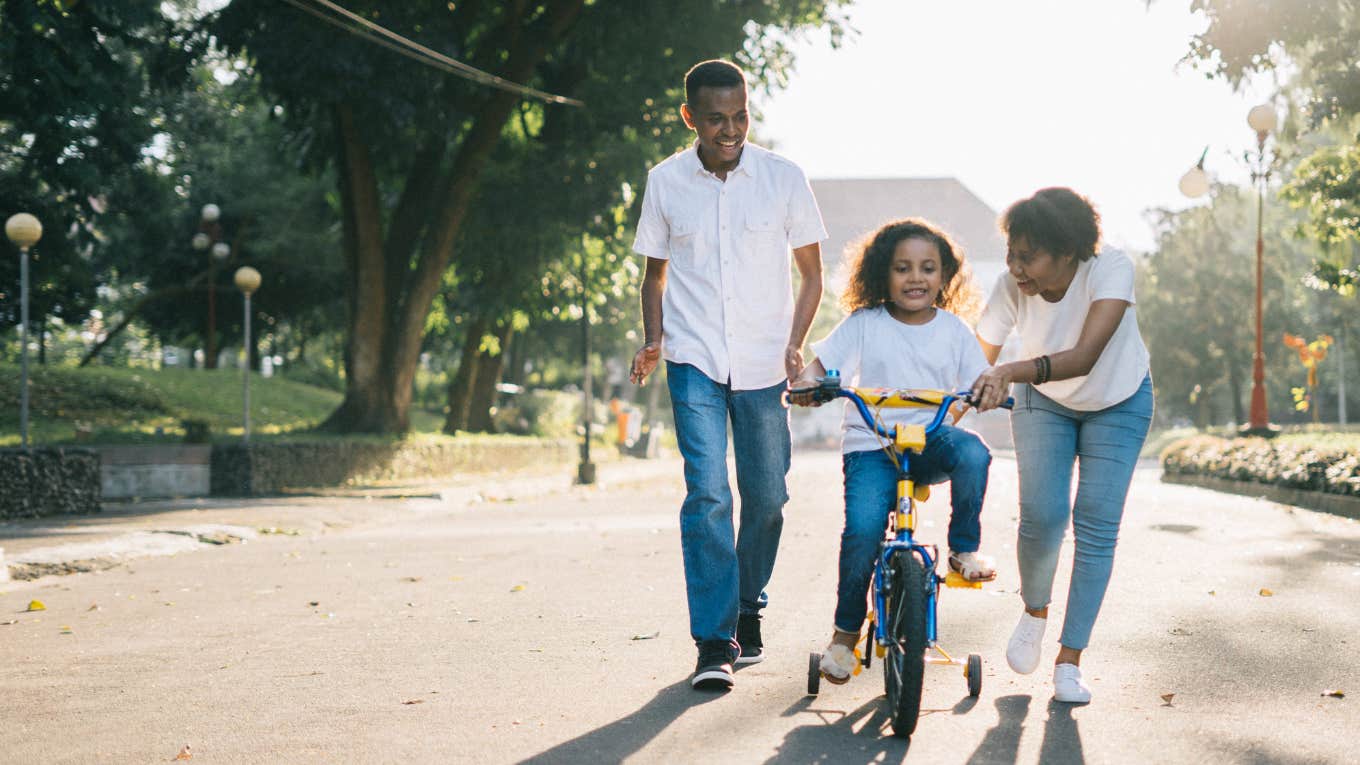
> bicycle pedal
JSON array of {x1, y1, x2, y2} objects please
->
[{"x1": 944, "y1": 571, "x2": 984, "y2": 589}]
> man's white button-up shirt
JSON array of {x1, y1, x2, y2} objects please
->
[{"x1": 632, "y1": 143, "x2": 827, "y2": 390}]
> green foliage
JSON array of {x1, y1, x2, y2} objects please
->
[
  {"x1": 493, "y1": 388, "x2": 580, "y2": 438},
  {"x1": 1138, "y1": 185, "x2": 1347, "y2": 427},
  {"x1": 0, "y1": 362, "x2": 341, "y2": 445},
  {"x1": 0, "y1": 0, "x2": 193, "y2": 334},
  {"x1": 1186, "y1": 0, "x2": 1360, "y2": 290},
  {"x1": 1162, "y1": 431, "x2": 1360, "y2": 496}
]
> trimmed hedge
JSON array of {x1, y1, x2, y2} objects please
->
[
  {"x1": 0, "y1": 448, "x2": 101, "y2": 519},
  {"x1": 211, "y1": 437, "x2": 576, "y2": 496},
  {"x1": 1161, "y1": 435, "x2": 1360, "y2": 497}
]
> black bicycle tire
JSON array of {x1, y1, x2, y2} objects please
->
[{"x1": 883, "y1": 549, "x2": 928, "y2": 738}]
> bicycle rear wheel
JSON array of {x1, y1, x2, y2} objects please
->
[{"x1": 883, "y1": 549, "x2": 929, "y2": 738}]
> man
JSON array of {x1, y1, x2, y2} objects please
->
[{"x1": 630, "y1": 59, "x2": 826, "y2": 690}]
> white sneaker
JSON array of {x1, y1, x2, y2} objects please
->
[
  {"x1": 1006, "y1": 612, "x2": 1046, "y2": 674},
  {"x1": 1053, "y1": 662, "x2": 1092, "y2": 703}
]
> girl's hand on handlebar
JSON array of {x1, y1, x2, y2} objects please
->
[
  {"x1": 970, "y1": 366, "x2": 1014, "y2": 412},
  {"x1": 785, "y1": 382, "x2": 823, "y2": 407}
]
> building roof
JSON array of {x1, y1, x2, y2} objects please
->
[{"x1": 810, "y1": 177, "x2": 1006, "y2": 290}]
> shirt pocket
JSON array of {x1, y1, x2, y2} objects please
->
[
  {"x1": 667, "y1": 215, "x2": 702, "y2": 266},
  {"x1": 743, "y1": 208, "x2": 783, "y2": 250}
]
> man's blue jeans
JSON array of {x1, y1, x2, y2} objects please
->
[
  {"x1": 833, "y1": 425, "x2": 992, "y2": 633},
  {"x1": 1011, "y1": 375, "x2": 1153, "y2": 650},
  {"x1": 666, "y1": 362, "x2": 790, "y2": 646}
]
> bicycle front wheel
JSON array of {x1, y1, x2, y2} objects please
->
[{"x1": 883, "y1": 549, "x2": 928, "y2": 738}]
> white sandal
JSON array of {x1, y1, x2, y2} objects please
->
[
  {"x1": 949, "y1": 551, "x2": 997, "y2": 582},
  {"x1": 818, "y1": 643, "x2": 859, "y2": 684}
]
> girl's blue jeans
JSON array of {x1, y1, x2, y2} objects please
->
[
  {"x1": 833, "y1": 425, "x2": 992, "y2": 633},
  {"x1": 1011, "y1": 374, "x2": 1153, "y2": 650},
  {"x1": 666, "y1": 362, "x2": 790, "y2": 646}
]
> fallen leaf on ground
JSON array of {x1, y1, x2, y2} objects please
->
[
  {"x1": 258, "y1": 527, "x2": 301, "y2": 536},
  {"x1": 1208, "y1": 590, "x2": 1216, "y2": 596},
  {"x1": 1322, "y1": 690, "x2": 1345, "y2": 698},
  {"x1": 25, "y1": 600, "x2": 45, "y2": 612},
  {"x1": 402, "y1": 699, "x2": 424, "y2": 705},
  {"x1": 87, "y1": 604, "x2": 99, "y2": 611},
  {"x1": 172, "y1": 744, "x2": 192, "y2": 760},
  {"x1": 401, "y1": 577, "x2": 422, "y2": 583},
  {"x1": 60, "y1": 626, "x2": 73, "y2": 634},
  {"x1": 631, "y1": 631, "x2": 661, "y2": 641},
  {"x1": 1259, "y1": 588, "x2": 1274, "y2": 597},
  {"x1": 0, "y1": 619, "x2": 17, "y2": 626},
  {"x1": 308, "y1": 601, "x2": 319, "y2": 607},
  {"x1": 1160, "y1": 693, "x2": 1175, "y2": 706},
  {"x1": 509, "y1": 585, "x2": 525, "y2": 593}
]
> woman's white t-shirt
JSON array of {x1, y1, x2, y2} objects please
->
[
  {"x1": 975, "y1": 251, "x2": 1149, "y2": 411},
  {"x1": 812, "y1": 306, "x2": 990, "y2": 454}
]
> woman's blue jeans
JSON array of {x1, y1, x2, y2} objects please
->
[
  {"x1": 833, "y1": 425, "x2": 992, "y2": 633},
  {"x1": 1011, "y1": 375, "x2": 1153, "y2": 650},
  {"x1": 666, "y1": 362, "x2": 790, "y2": 646}
]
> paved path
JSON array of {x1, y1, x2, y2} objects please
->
[{"x1": 2, "y1": 453, "x2": 1357, "y2": 763}]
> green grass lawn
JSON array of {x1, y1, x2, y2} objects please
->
[{"x1": 0, "y1": 363, "x2": 446, "y2": 446}]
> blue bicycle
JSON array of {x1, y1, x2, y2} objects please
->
[{"x1": 789, "y1": 371, "x2": 1012, "y2": 738}]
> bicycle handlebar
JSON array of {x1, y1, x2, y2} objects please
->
[{"x1": 785, "y1": 370, "x2": 1014, "y2": 443}]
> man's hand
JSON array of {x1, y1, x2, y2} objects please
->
[
  {"x1": 784, "y1": 344, "x2": 804, "y2": 382},
  {"x1": 630, "y1": 343, "x2": 662, "y2": 385}
]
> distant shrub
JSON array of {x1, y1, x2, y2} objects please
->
[
  {"x1": 1161, "y1": 435, "x2": 1360, "y2": 497},
  {"x1": 494, "y1": 389, "x2": 581, "y2": 438}
]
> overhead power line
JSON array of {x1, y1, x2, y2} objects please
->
[{"x1": 275, "y1": 0, "x2": 583, "y2": 107}]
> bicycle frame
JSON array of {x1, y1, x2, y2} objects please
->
[{"x1": 790, "y1": 371, "x2": 1010, "y2": 665}]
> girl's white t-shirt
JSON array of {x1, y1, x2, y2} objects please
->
[
  {"x1": 812, "y1": 306, "x2": 990, "y2": 454},
  {"x1": 975, "y1": 250, "x2": 1149, "y2": 411}
]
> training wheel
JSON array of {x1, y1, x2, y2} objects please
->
[
  {"x1": 966, "y1": 653, "x2": 982, "y2": 697},
  {"x1": 807, "y1": 652, "x2": 821, "y2": 695}
]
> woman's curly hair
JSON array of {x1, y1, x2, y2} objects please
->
[
  {"x1": 1001, "y1": 187, "x2": 1102, "y2": 261},
  {"x1": 839, "y1": 218, "x2": 981, "y2": 321}
]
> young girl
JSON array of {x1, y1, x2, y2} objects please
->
[{"x1": 791, "y1": 218, "x2": 995, "y2": 684}]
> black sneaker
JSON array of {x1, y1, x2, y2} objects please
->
[
  {"x1": 736, "y1": 613, "x2": 764, "y2": 665},
  {"x1": 691, "y1": 640, "x2": 736, "y2": 690}
]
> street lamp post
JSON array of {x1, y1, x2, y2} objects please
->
[
  {"x1": 577, "y1": 251, "x2": 596, "y2": 485},
  {"x1": 234, "y1": 266, "x2": 261, "y2": 444},
  {"x1": 194, "y1": 204, "x2": 230, "y2": 369},
  {"x1": 5, "y1": 213, "x2": 42, "y2": 448},
  {"x1": 1245, "y1": 103, "x2": 1278, "y2": 434}
]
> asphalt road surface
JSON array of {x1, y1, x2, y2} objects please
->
[{"x1": 2, "y1": 452, "x2": 1357, "y2": 763}]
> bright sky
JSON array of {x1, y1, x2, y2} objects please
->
[{"x1": 754, "y1": 0, "x2": 1279, "y2": 253}]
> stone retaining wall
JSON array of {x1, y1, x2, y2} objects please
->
[
  {"x1": 0, "y1": 448, "x2": 101, "y2": 519},
  {"x1": 1162, "y1": 472, "x2": 1360, "y2": 521},
  {"x1": 211, "y1": 438, "x2": 577, "y2": 496}
]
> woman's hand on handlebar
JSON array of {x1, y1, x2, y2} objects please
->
[{"x1": 969, "y1": 365, "x2": 1015, "y2": 412}]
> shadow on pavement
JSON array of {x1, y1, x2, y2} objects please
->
[
  {"x1": 764, "y1": 697, "x2": 910, "y2": 764},
  {"x1": 964, "y1": 694, "x2": 1030, "y2": 764},
  {"x1": 516, "y1": 680, "x2": 724, "y2": 764},
  {"x1": 1037, "y1": 699, "x2": 1084, "y2": 764}
]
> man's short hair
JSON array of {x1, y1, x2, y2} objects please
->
[{"x1": 684, "y1": 60, "x2": 746, "y2": 105}]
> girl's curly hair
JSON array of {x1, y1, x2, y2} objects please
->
[{"x1": 839, "y1": 218, "x2": 981, "y2": 321}]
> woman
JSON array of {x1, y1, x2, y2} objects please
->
[{"x1": 970, "y1": 187, "x2": 1153, "y2": 704}]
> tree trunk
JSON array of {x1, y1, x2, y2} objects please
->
[
  {"x1": 319, "y1": 0, "x2": 585, "y2": 435},
  {"x1": 443, "y1": 317, "x2": 487, "y2": 434},
  {"x1": 466, "y1": 324, "x2": 513, "y2": 433},
  {"x1": 318, "y1": 103, "x2": 395, "y2": 433}
]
